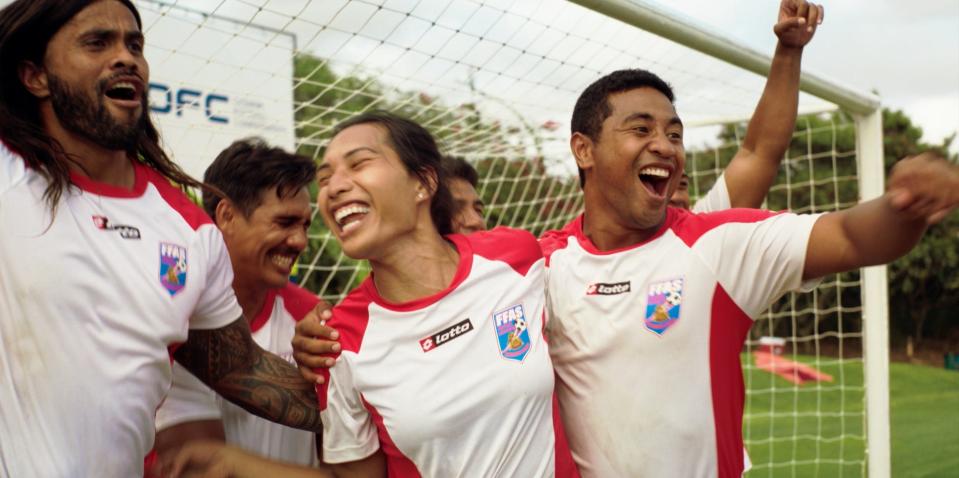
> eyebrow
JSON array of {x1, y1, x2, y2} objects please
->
[
  {"x1": 79, "y1": 28, "x2": 144, "y2": 43},
  {"x1": 276, "y1": 213, "x2": 311, "y2": 224},
  {"x1": 344, "y1": 147, "x2": 378, "y2": 158},
  {"x1": 622, "y1": 112, "x2": 683, "y2": 128}
]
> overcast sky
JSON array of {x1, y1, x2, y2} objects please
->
[{"x1": 661, "y1": 0, "x2": 959, "y2": 151}]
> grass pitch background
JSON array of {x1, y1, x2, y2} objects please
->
[{"x1": 743, "y1": 358, "x2": 959, "y2": 477}]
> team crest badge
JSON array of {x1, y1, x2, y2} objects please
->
[
  {"x1": 159, "y1": 242, "x2": 188, "y2": 296},
  {"x1": 492, "y1": 304, "x2": 531, "y2": 362},
  {"x1": 644, "y1": 278, "x2": 684, "y2": 336}
]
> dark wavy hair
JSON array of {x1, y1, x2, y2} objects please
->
[
  {"x1": 441, "y1": 155, "x2": 479, "y2": 187},
  {"x1": 0, "y1": 0, "x2": 204, "y2": 214},
  {"x1": 571, "y1": 69, "x2": 675, "y2": 187},
  {"x1": 203, "y1": 138, "x2": 317, "y2": 221},
  {"x1": 332, "y1": 112, "x2": 455, "y2": 236}
]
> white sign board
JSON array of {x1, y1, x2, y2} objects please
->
[{"x1": 139, "y1": 0, "x2": 296, "y2": 179}]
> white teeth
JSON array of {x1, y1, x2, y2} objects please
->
[
  {"x1": 639, "y1": 167, "x2": 670, "y2": 178},
  {"x1": 341, "y1": 221, "x2": 361, "y2": 234},
  {"x1": 271, "y1": 255, "x2": 293, "y2": 269},
  {"x1": 111, "y1": 82, "x2": 135, "y2": 91},
  {"x1": 333, "y1": 204, "x2": 370, "y2": 226}
]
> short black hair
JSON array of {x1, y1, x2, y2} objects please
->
[
  {"x1": 441, "y1": 155, "x2": 478, "y2": 187},
  {"x1": 332, "y1": 111, "x2": 455, "y2": 236},
  {"x1": 570, "y1": 69, "x2": 675, "y2": 187},
  {"x1": 203, "y1": 138, "x2": 317, "y2": 221}
]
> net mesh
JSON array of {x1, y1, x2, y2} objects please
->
[{"x1": 137, "y1": 0, "x2": 868, "y2": 474}]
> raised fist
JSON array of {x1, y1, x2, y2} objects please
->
[{"x1": 774, "y1": 0, "x2": 824, "y2": 49}]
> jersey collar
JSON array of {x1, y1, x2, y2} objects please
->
[
  {"x1": 249, "y1": 288, "x2": 279, "y2": 333},
  {"x1": 574, "y1": 207, "x2": 680, "y2": 255},
  {"x1": 361, "y1": 233, "x2": 473, "y2": 312},
  {"x1": 69, "y1": 160, "x2": 148, "y2": 198}
]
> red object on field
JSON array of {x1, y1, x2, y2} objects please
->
[{"x1": 753, "y1": 351, "x2": 834, "y2": 385}]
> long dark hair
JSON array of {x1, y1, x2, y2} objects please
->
[
  {"x1": 0, "y1": 0, "x2": 204, "y2": 213},
  {"x1": 332, "y1": 112, "x2": 455, "y2": 236}
]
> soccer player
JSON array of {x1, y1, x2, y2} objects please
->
[
  {"x1": 153, "y1": 139, "x2": 326, "y2": 468},
  {"x1": 539, "y1": 9, "x2": 959, "y2": 478},
  {"x1": 0, "y1": 1, "x2": 323, "y2": 475},
  {"x1": 169, "y1": 112, "x2": 579, "y2": 477},
  {"x1": 442, "y1": 155, "x2": 487, "y2": 234}
]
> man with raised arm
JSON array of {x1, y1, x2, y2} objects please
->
[
  {"x1": 0, "y1": 1, "x2": 324, "y2": 475},
  {"x1": 539, "y1": 3, "x2": 959, "y2": 477}
]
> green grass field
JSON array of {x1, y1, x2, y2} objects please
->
[{"x1": 742, "y1": 356, "x2": 959, "y2": 477}]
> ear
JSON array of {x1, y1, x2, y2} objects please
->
[
  {"x1": 215, "y1": 199, "x2": 238, "y2": 232},
  {"x1": 416, "y1": 168, "x2": 439, "y2": 203},
  {"x1": 570, "y1": 132, "x2": 595, "y2": 172},
  {"x1": 18, "y1": 60, "x2": 50, "y2": 99}
]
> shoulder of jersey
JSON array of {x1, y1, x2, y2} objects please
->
[
  {"x1": 278, "y1": 282, "x2": 322, "y2": 321},
  {"x1": 538, "y1": 216, "x2": 580, "y2": 264},
  {"x1": 328, "y1": 284, "x2": 377, "y2": 354},
  {"x1": 465, "y1": 226, "x2": 542, "y2": 276},
  {"x1": 140, "y1": 164, "x2": 212, "y2": 231},
  {"x1": 0, "y1": 140, "x2": 27, "y2": 191},
  {"x1": 669, "y1": 207, "x2": 782, "y2": 247}
]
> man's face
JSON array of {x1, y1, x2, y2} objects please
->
[
  {"x1": 448, "y1": 177, "x2": 486, "y2": 234},
  {"x1": 224, "y1": 187, "x2": 312, "y2": 290},
  {"x1": 38, "y1": 0, "x2": 149, "y2": 149},
  {"x1": 669, "y1": 173, "x2": 691, "y2": 210},
  {"x1": 586, "y1": 87, "x2": 685, "y2": 230}
]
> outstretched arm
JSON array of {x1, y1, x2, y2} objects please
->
[
  {"x1": 722, "y1": 0, "x2": 824, "y2": 208},
  {"x1": 803, "y1": 153, "x2": 959, "y2": 280},
  {"x1": 174, "y1": 317, "x2": 323, "y2": 433}
]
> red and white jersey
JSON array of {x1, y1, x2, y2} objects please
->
[
  {"x1": 317, "y1": 228, "x2": 578, "y2": 478},
  {"x1": 692, "y1": 173, "x2": 731, "y2": 213},
  {"x1": 156, "y1": 283, "x2": 321, "y2": 466},
  {"x1": 0, "y1": 144, "x2": 241, "y2": 477},
  {"x1": 541, "y1": 208, "x2": 821, "y2": 478}
]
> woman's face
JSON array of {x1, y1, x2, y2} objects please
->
[{"x1": 317, "y1": 123, "x2": 430, "y2": 260}]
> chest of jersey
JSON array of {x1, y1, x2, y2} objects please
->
[
  {"x1": 548, "y1": 231, "x2": 723, "y2": 363},
  {"x1": 346, "y1": 257, "x2": 555, "y2": 459},
  {"x1": 1, "y1": 179, "x2": 206, "y2": 354},
  {"x1": 0, "y1": 176, "x2": 217, "y2": 475}
]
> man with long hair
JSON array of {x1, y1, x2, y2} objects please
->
[{"x1": 0, "y1": 1, "x2": 324, "y2": 475}]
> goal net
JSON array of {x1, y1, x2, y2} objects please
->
[{"x1": 135, "y1": 0, "x2": 886, "y2": 475}]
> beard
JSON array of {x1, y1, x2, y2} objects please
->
[{"x1": 47, "y1": 73, "x2": 144, "y2": 151}]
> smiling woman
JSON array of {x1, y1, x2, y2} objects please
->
[{"x1": 293, "y1": 111, "x2": 578, "y2": 477}]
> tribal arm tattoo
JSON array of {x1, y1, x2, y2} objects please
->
[{"x1": 174, "y1": 317, "x2": 323, "y2": 433}]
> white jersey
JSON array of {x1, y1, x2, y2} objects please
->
[
  {"x1": 156, "y1": 283, "x2": 321, "y2": 466},
  {"x1": 0, "y1": 143, "x2": 240, "y2": 477},
  {"x1": 317, "y1": 228, "x2": 579, "y2": 478},
  {"x1": 541, "y1": 208, "x2": 821, "y2": 478},
  {"x1": 692, "y1": 172, "x2": 732, "y2": 213}
]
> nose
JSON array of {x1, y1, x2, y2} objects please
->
[
  {"x1": 648, "y1": 131, "x2": 677, "y2": 159},
  {"x1": 325, "y1": 167, "x2": 352, "y2": 199},
  {"x1": 288, "y1": 225, "x2": 308, "y2": 252},
  {"x1": 462, "y1": 208, "x2": 486, "y2": 233},
  {"x1": 111, "y1": 43, "x2": 139, "y2": 71}
]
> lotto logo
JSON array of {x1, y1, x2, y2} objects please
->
[
  {"x1": 586, "y1": 281, "x2": 631, "y2": 296},
  {"x1": 419, "y1": 319, "x2": 473, "y2": 352}
]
